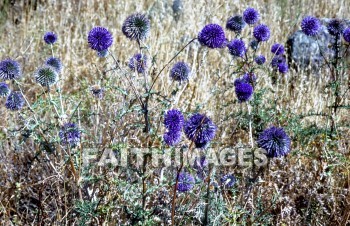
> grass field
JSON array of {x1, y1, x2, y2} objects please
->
[{"x1": 0, "y1": 0, "x2": 350, "y2": 225}]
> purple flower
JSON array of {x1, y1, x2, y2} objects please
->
[
  {"x1": 45, "y1": 57, "x2": 62, "y2": 73},
  {"x1": 164, "y1": 109, "x2": 185, "y2": 131},
  {"x1": 0, "y1": 59, "x2": 22, "y2": 80},
  {"x1": 193, "y1": 155, "x2": 208, "y2": 171},
  {"x1": 327, "y1": 19, "x2": 345, "y2": 36},
  {"x1": 255, "y1": 55, "x2": 266, "y2": 65},
  {"x1": 128, "y1": 53, "x2": 147, "y2": 74},
  {"x1": 170, "y1": 62, "x2": 191, "y2": 82},
  {"x1": 184, "y1": 113, "x2": 217, "y2": 148},
  {"x1": 271, "y1": 43, "x2": 285, "y2": 55},
  {"x1": 5, "y1": 91, "x2": 24, "y2": 111},
  {"x1": 198, "y1": 24, "x2": 226, "y2": 48},
  {"x1": 0, "y1": 82, "x2": 10, "y2": 97},
  {"x1": 59, "y1": 122, "x2": 81, "y2": 147},
  {"x1": 88, "y1": 27, "x2": 113, "y2": 51},
  {"x1": 278, "y1": 62, "x2": 289, "y2": 73},
  {"x1": 243, "y1": 7, "x2": 259, "y2": 25},
  {"x1": 220, "y1": 174, "x2": 236, "y2": 188},
  {"x1": 35, "y1": 66, "x2": 58, "y2": 87},
  {"x1": 227, "y1": 39, "x2": 246, "y2": 57},
  {"x1": 343, "y1": 27, "x2": 350, "y2": 42},
  {"x1": 257, "y1": 126, "x2": 291, "y2": 158},
  {"x1": 234, "y1": 73, "x2": 256, "y2": 86},
  {"x1": 271, "y1": 56, "x2": 286, "y2": 68},
  {"x1": 250, "y1": 40, "x2": 259, "y2": 50},
  {"x1": 301, "y1": 16, "x2": 320, "y2": 36},
  {"x1": 253, "y1": 24, "x2": 270, "y2": 42},
  {"x1": 44, "y1": 32, "x2": 57, "y2": 44},
  {"x1": 226, "y1": 15, "x2": 246, "y2": 33},
  {"x1": 163, "y1": 130, "x2": 182, "y2": 146},
  {"x1": 234, "y1": 80, "x2": 253, "y2": 102},
  {"x1": 122, "y1": 13, "x2": 150, "y2": 41},
  {"x1": 177, "y1": 172, "x2": 195, "y2": 192}
]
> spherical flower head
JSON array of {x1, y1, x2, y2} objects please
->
[
  {"x1": 88, "y1": 27, "x2": 113, "y2": 52},
  {"x1": 198, "y1": 24, "x2": 226, "y2": 49},
  {"x1": 164, "y1": 109, "x2": 185, "y2": 131},
  {"x1": 184, "y1": 113, "x2": 217, "y2": 146},
  {"x1": 234, "y1": 81, "x2": 253, "y2": 102},
  {"x1": 227, "y1": 39, "x2": 246, "y2": 57},
  {"x1": 343, "y1": 27, "x2": 350, "y2": 42},
  {"x1": 44, "y1": 32, "x2": 57, "y2": 44},
  {"x1": 35, "y1": 66, "x2": 58, "y2": 87},
  {"x1": 271, "y1": 43, "x2": 285, "y2": 55},
  {"x1": 170, "y1": 62, "x2": 191, "y2": 82},
  {"x1": 177, "y1": 172, "x2": 195, "y2": 192},
  {"x1": 5, "y1": 91, "x2": 24, "y2": 111},
  {"x1": 193, "y1": 155, "x2": 208, "y2": 171},
  {"x1": 45, "y1": 57, "x2": 62, "y2": 73},
  {"x1": 59, "y1": 122, "x2": 81, "y2": 147},
  {"x1": 226, "y1": 15, "x2": 246, "y2": 33},
  {"x1": 255, "y1": 55, "x2": 266, "y2": 65},
  {"x1": 278, "y1": 62, "x2": 289, "y2": 74},
  {"x1": 250, "y1": 40, "x2": 259, "y2": 50},
  {"x1": 164, "y1": 130, "x2": 182, "y2": 146},
  {"x1": 243, "y1": 7, "x2": 259, "y2": 25},
  {"x1": 253, "y1": 24, "x2": 270, "y2": 42},
  {"x1": 90, "y1": 85, "x2": 105, "y2": 99},
  {"x1": 97, "y1": 49, "x2": 109, "y2": 58},
  {"x1": 271, "y1": 56, "x2": 286, "y2": 68},
  {"x1": 301, "y1": 16, "x2": 320, "y2": 36},
  {"x1": 122, "y1": 13, "x2": 150, "y2": 41},
  {"x1": 0, "y1": 82, "x2": 10, "y2": 97},
  {"x1": 242, "y1": 73, "x2": 257, "y2": 84},
  {"x1": 327, "y1": 19, "x2": 345, "y2": 36},
  {"x1": 257, "y1": 126, "x2": 291, "y2": 158},
  {"x1": 0, "y1": 59, "x2": 22, "y2": 80},
  {"x1": 128, "y1": 53, "x2": 147, "y2": 74},
  {"x1": 220, "y1": 174, "x2": 236, "y2": 188}
]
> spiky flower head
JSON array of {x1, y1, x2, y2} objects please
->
[
  {"x1": 177, "y1": 172, "x2": 195, "y2": 192},
  {"x1": 193, "y1": 155, "x2": 208, "y2": 171},
  {"x1": 271, "y1": 56, "x2": 286, "y2": 68},
  {"x1": 226, "y1": 15, "x2": 246, "y2": 33},
  {"x1": 170, "y1": 62, "x2": 191, "y2": 82},
  {"x1": 59, "y1": 122, "x2": 81, "y2": 147},
  {"x1": 0, "y1": 59, "x2": 22, "y2": 80},
  {"x1": 122, "y1": 13, "x2": 150, "y2": 41},
  {"x1": 35, "y1": 66, "x2": 58, "y2": 87},
  {"x1": 327, "y1": 19, "x2": 345, "y2": 36},
  {"x1": 163, "y1": 130, "x2": 182, "y2": 146},
  {"x1": 250, "y1": 40, "x2": 259, "y2": 50},
  {"x1": 343, "y1": 27, "x2": 350, "y2": 42},
  {"x1": 0, "y1": 82, "x2": 10, "y2": 97},
  {"x1": 45, "y1": 57, "x2": 62, "y2": 73},
  {"x1": 301, "y1": 16, "x2": 320, "y2": 36},
  {"x1": 128, "y1": 53, "x2": 147, "y2": 74},
  {"x1": 227, "y1": 39, "x2": 246, "y2": 57},
  {"x1": 255, "y1": 55, "x2": 266, "y2": 65},
  {"x1": 243, "y1": 7, "x2": 259, "y2": 25},
  {"x1": 220, "y1": 174, "x2": 236, "y2": 188},
  {"x1": 5, "y1": 91, "x2": 24, "y2": 111},
  {"x1": 198, "y1": 24, "x2": 226, "y2": 48},
  {"x1": 97, "y1": 49, "x2": 109, "y2": 58},
  {"x1": 164, "y1": 109, "x2": 185, "y2": 131},
  {"x1": 44, "y1": 31, "x2": 57, "y2": 44},
  {"x1": 253, "y1": 24, "x2": 270, "y2": 42},
  {"x1": 234, "y1": 73, "x2": 256, "y2": 87},
  {"x1": 278, "y1": 62, "x2": 289, "y2": 73},
  {"x1": 257, "y1": 126, "x2": 291, "y2": 158},
  {"x1": 184, "y1": 113, "x2": 217, "y2": 148},
  {"x1": 271, "y1": 43, "x2": 285, "y2": 55},
  {"x1": 234, "y1": 81, "x2": 253, "y2": 102},
  {"x1": 88, "y1": 27, "x2": 113, "y2": 52},
  {"x1": 90, "y1": 85, "x2": 105, "y2": 99}
]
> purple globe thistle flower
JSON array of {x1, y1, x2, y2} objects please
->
[
  {"x1": 255, "y1": 55, "x2": 266, "y2": 65},
  {"x1": 90, "y1": 85, "x2": 105, "y2": 99},
  {"x1": 243, "y1": 7, "x2": 259, "y2": 25},
  {"x1": 122, "y1": 13, "x2": 150, "y2": 41},
  {"x1": 59, "y1": 122, "x2": 81, "y2": 147},
  {"x1": 301, "y1": 16, "x2": 320, "y2": 36},
  {"x1": 5, "y1": 91, "x2": 24, "y2": 111},
  {"x1": 97, "y1": 49, "x2": 109, "y2": 58},
  {"x1": 163, "y1": 130, "x2": 182, "y2": 146},
  {"x1": 220, "y1": 174, "x2": 236, "y2": 188},
  {"x1": 253, "y1": 24, "x2": 270, "y2": 42},
  {"x1": 184, "y1": 113, "x2": 217, "y2": 147},
  {"x1": 271, "y1": 56, "x2": 286, "y2": 68},
  {"x1": 170, "y1": 62, "x2": 191, "y2": 82},
  {"x1": 0, "y1": 59, "x2": 22, "y2": 80},
  {"x1": 164, "y1": 109, "x2": 185, "y2": 131},
  {"x1": 193, "y1": 155, "x2": 208, "y2": 171},
  {"x1": 242, "y1": 72, "x2": 257, "y2": 84},
  {"x1": 45, "y1": 57, "x2": 62, "y2": 73},
  {"x1": 327, "y1": 19, "x2": 345, "y2": 36},
  {"x1": 43, "y1": 31, "x2": 57, "y2": 45},
  {"x1": 226, "y1": 15, "x2": 246, "y2": 33},
  {"x1": 343, "y1": 27, "x2": 350, "y2": 42},
  {"x1": 0, "y1": 82, "x2": 10, "y2": 97},
  {"x1": 35, "y1": 66, "x2": 58, "y2": 87},
  {"x1": 198, "y1": 24, "x2": 226, "y2": 48},
  {"x1": 88, "y1": 27, "x2": 113, "y2": 52},
  {"x1": 128, "y1": 53, "x2": 147, "y2": 74},
  {"x1": 278, "y1": 62, "x2": 289, "y2": 74},
  {"x1": 271, "y1": 43, "x2": 285, "y2": 55},
  {"x1": 177, "y1": 172, "x2": 195, "y2": 192},
  {"x1": 234, "y1": 81, "x2": 253, "y2": 102},
  {"x1": 250, "y1": 40, "x2": 259, "y2": 50},
  {"x1": 257, "y1": 126, "x2": 291, "y2": 158},
  {"x1": 227, "y1": 39, "x2": 246, "y2": 57}
]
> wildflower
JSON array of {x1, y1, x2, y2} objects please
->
[
  {"x1": 343, "y1": 27, "x2": 350, "y2": 42},
  {"x1": 253, "y1": 24, "x2": 270, "y2": 42},
  {"x1": 5, "y1": 91, "x2": 24, "y2": 111},
  {"x1": 327, "y1": 19, "x2": 345, "y2": 36},
  {"x1": 128, "y1": 53, "x2": 147, "y2": 74},
  {"x1": 59, "y1": 122, "x2": 81, "y2": 147},
  {"x1": 45, "y1": 57, "x2": 62, "y2": 73},
  {"x1": 35, "y1": 66, "x2": 58, "y2": 87},
  {"x1": 243, "y1": 7, "x2": 259, "y2": 25},
  {"x1": 170, "y1": 62, "x2": 191, "y2": 82},
  {"x1": 234, "y1": 81, "x2": 253, "y2": 102},
  {"x1": 220, "y1": 174, "x2": 236, "y2": 188},
  {"x1": 177, "y1": 172, "x2": 195, "y2": 192},
  {"x1": 257, "y1": 126, "x2": 291, "y2": 158},
  {"x1": 0, "y1": 82, "x2": 10, "y2": 97},
  {"x1": 164, "y1": 130, "x2": 182, "y2": 146},
  {"x1": 164, "y1": 109, "x2": 185, "y2": 131},
  {"x1": 255, "y1": 55, "x2": 266, "y2": 65},
  {"x1": 0, "y1": 59, "x2": 21, "y2": 80},
  {"x1": 301, "y1": 16, "x2": 320, "y2": 36},
  {"x1": 97, "y1": 49, "x2": 109, "y2": 58},
  {"x1": 122, "y1": 13, "x2": 150, "y2": 41},
  {"x1": 278, "y1": 62, "x2": 289, "y2": 73},
  {"x1": 88, "y1": 27, "x2": 113, "y2": 51},
  {"x1": 184, "y1": 113, "x2": 217, "y2": 147},
  {"x1": 226, "y1": 15, "x2": 246, "y2": 33},
  {"x1": 227, "y1": 39, "x2": 246, "y2": 57},
  {"x1": 44, "y1": 31, "x2": 57, "y2": 44},
  {"x1": 198, "y1": 24, "x2": 226, "y2": 48},
  {"x1": 271, "y1": 43, "x2": 285, "y2": 55}
]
